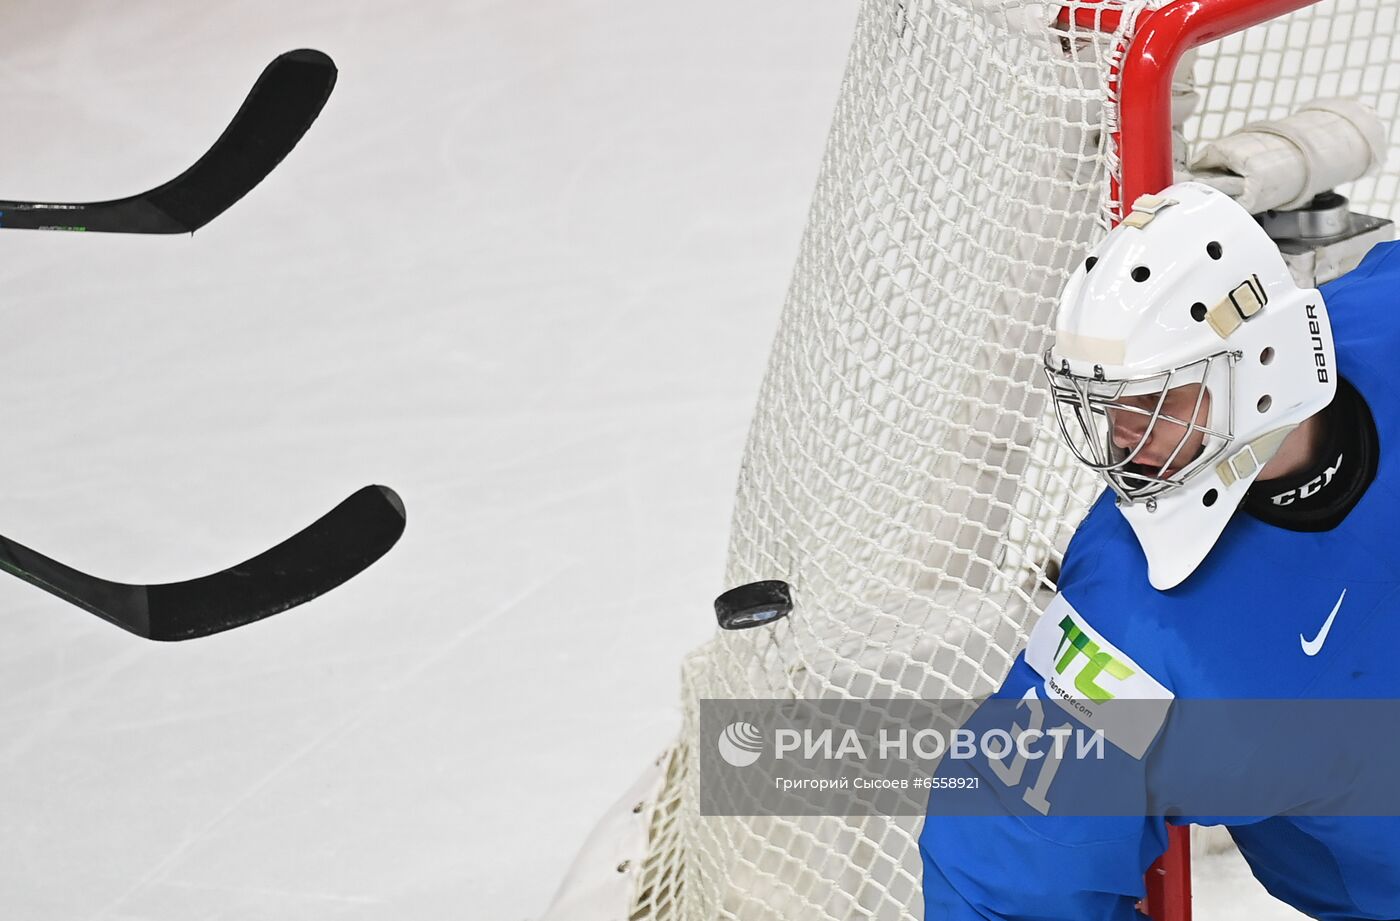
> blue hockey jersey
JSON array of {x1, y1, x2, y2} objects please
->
[{"x1": 920, "y1": 241, "x2": 1400, "y2": 921}]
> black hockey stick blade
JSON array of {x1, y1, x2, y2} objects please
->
[
  {"x1": 0, "y1": 485, "x2": 404, "y2": 641},
  {"x1": 0, "y1": 49, "x2": 337, "y2": 233}
]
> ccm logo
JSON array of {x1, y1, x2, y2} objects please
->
[
  {"x1": 1307, "y1": 304, "x2": 1329, "y2": 383},
  {"x1": 1272, "y1": 453, "x2": 1343, "y2": 506}
]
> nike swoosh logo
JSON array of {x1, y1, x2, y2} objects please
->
[{"x1": 1300, "y1": 589, "x2": 1347, "y2": 657}]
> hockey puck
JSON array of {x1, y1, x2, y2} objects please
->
[{"x1": 714, "y1": 580, "x2": 793, "y2": 630}]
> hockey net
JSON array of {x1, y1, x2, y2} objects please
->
[{"x1": 551, "y1": 2, "x2": 1400, "y2": 920}]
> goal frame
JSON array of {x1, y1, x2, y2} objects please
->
[{"x1": 1110, "y1": 0, "x2": 1328, "y2": 209}]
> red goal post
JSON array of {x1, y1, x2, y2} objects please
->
[{"x1": 1113, "y1": 0, "x2": 1334, "y2": 210}]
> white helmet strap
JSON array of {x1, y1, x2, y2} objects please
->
[
  {"x1": 1206, "y1": 275, "x2": 1269, "y2": 339},
  {"x1": 1215, "y1": 424, "x2": 1298, "y2": 487}
]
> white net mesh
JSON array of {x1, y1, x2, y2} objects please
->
[{"x1": 626, "y1": 2, "x2": 1400, "y2": 920}]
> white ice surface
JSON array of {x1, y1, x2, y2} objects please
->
[{"x1": 0, "y1": 3, "x2": 1315, "y2": 919}]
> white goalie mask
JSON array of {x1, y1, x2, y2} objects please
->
[{"x1": 1046, "y1": 182, "x2": 1337, "y2": 589}]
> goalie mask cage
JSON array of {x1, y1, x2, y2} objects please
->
[{"x1": 548, "y1": 1, "x2": 1400, "y2": 920}]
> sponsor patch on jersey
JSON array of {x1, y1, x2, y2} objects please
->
[{"x1": 1025, "y1": 593, "x2": 1174, "y2": 759}]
